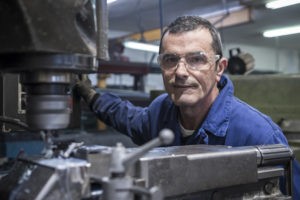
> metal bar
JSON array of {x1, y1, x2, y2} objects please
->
[{"x1": 96, "y1": 0, "x2": 109, "y2": 60}]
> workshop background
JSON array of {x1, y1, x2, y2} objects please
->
[
  {"x1": 102, "y1": 0, "x2": 300, "y2": 92},
  {"x1": 0, "y1": 0, "x2": 299, "y2": 199}
]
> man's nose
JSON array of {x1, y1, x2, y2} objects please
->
[{"x1": 175, "y1": 59, "x2": 189, "y2": 75}]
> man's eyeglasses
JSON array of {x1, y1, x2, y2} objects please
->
[{"x1": 157, "y1": 51, "x2": 220, "y2": 71}]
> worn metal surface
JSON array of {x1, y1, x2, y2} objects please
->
[
  {"x1": 0, "y1": 0, "x2": 96, "y2": 55},
  {"x1": 0, "y1": 0, "x2": 103, "y2": 130},
  {"x1": 0, "y1": 143, "x2": 293, "y2": 199},
  {"x1": 76, "y1": 144, "x2": 292, "y2": 199},
  {"x1": 0, "y1": 157, "x2": 90, "y2": 200},
  {"x1": 139, "y1": 146, "x2": 257, "y2": 196}
]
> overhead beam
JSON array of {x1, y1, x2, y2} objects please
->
[
  {"x1": 127, "y1": 6, "x2": 252, "y2": 42},
  {"x1": 210, "y1": 6, "x2": 252, "y2": 28}
]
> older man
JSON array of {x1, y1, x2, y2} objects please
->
[{"x1": 75, "y1": 16, "x2": 299, "y2": 198}]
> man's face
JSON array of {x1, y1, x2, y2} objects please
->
[{"x1": 160, "y1": 28, "x2": 225, "y2": 107}]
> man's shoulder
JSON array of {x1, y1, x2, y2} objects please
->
[
  {"x1": 230, "y1": 98, "x2": 281, "y2": 132},
  {"x1": 228, "y1": 96, "x2": 287, "y2": 145},
  {"x1": 231, "y1": 97, "x2": 272, "y2": 123}
]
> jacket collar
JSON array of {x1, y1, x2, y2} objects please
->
[{"x1": 201, "y1": 75, "x2": 233, "y2": 137}]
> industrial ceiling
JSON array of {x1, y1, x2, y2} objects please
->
[{"x1": 107, "y1": 0, "x2": 300, "y2": 50}]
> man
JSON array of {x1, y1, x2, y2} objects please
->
[{"x1": 76, "y1": 16, "x2": 299, "y2": 198}]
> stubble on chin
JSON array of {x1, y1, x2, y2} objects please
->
[{"x1": 170, "y1": 89, "x2": 200, "y2": 107}]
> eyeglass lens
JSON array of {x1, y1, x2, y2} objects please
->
[{"x1": 159, "y1": 52, "x2": 209, "y2": 69}]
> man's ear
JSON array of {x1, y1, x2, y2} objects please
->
[{"x1": 216, "y1": 57, "x2": 228, "y2": 81}]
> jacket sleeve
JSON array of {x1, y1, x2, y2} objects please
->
[{"x1": 90, "y1": 92, "x2": 154, "y2": 145}]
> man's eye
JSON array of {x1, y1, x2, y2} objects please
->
[
  {"x1": 163, "y1": 55, "x2": 178, "y2": 63},
  {"x1": 187, "y1": 55, "x2": 206, "y2": 64}
]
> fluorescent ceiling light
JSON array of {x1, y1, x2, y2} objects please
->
[
  {"x1": 107, "y1": 0, "x2": 117, "y2": 4},
  {"x1": 263, "y1": 25, "x2": 300, "y2": 37},
  {"x1": 266, "y1": 0, "x2": 300, "y2": 9},
  {"x1": 124, "y1": 41, "x2": 159, "y2": 53}
]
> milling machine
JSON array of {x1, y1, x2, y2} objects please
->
[
  {"x1": 0, "y1": 0, "x2": 102, "y2": 198},
  {"x1": 0, "y1": 1, "x2": 295, "y2": 199}
]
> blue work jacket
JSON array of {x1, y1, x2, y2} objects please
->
[{"x1": 91, "y1": 75, "x2": 299, "y2": 198}]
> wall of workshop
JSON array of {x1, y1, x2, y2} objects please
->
[{"x1": 93, "y1": 43, "x2": 300, "y2": 93}]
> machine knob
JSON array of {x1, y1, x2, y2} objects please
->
[{"x1": 159, "y1": 128, "x2": 175, "y2": 145}]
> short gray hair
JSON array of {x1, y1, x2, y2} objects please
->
[{"x1": 159, "y1": 16, "x2": 223, "y2": 57}]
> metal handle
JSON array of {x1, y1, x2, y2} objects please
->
[{"x1": 123, "y1": 129, "x2": 174, "y2": 168}]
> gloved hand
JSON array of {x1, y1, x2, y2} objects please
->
[{"x1": 73, "y1": 75, "x2": 97, "y2": 105}]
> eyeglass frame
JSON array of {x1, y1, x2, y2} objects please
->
[{"x1": 157, "y1": 51, "x2": 221, "y2": 71}]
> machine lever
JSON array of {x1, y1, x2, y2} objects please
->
[
  {"x1": 102, "y1": 129, "x2": 174, "y2": 200},
  {"x1": 109, "y1": 129, "x2": 174, "y2": 175},
  {"x1": 123, "y1": 129, "x2": 174, "y2": 168}
]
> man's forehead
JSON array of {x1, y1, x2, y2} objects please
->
[
  {"x1": 163, "y1": 28, "x2": 213, "y2": 47},
  {"x1": 164, "y1": 27, "x2": 212, "y2": 39}
]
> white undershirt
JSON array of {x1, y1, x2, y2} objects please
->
[{"x1": 179, "y1": 121, "x2": 195, "y2": 137}]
